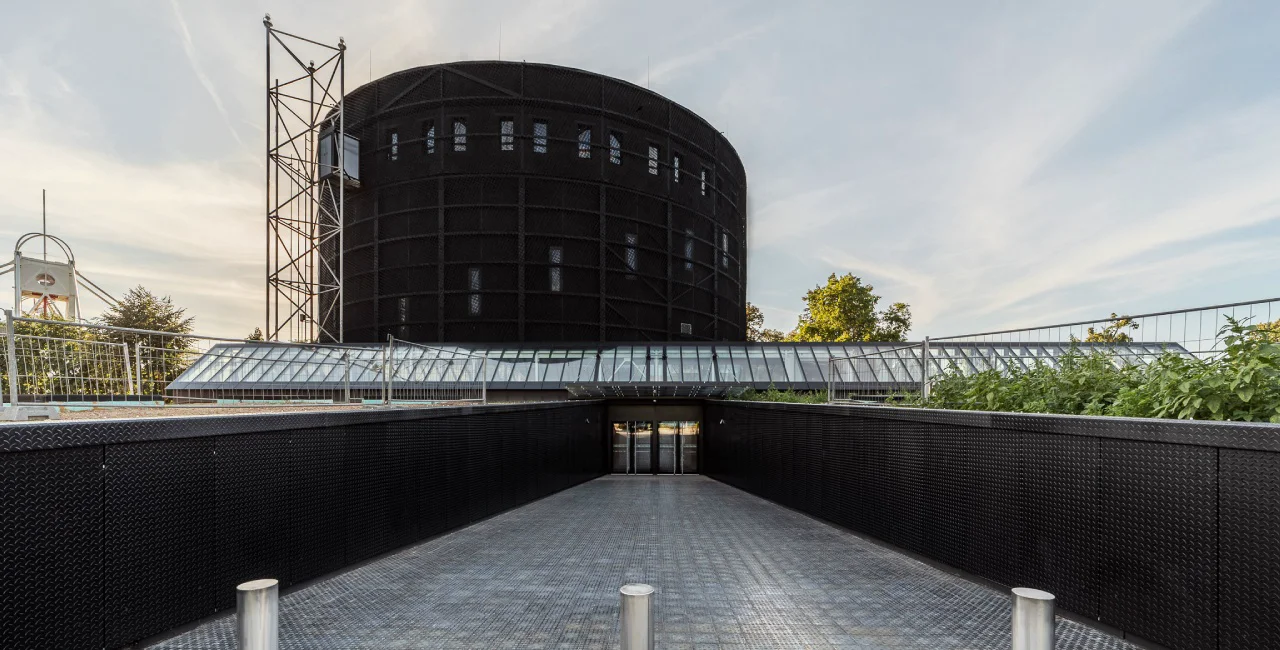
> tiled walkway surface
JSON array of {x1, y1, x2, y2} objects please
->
[{"x1": 151, "y1": 476, "x2": 1134, "y2": 649}]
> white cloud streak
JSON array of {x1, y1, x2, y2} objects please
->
[{"x1": 170, "y1": 0, "x2": 243, "y2": 147}]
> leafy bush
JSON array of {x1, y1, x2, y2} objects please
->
[
  {"x1": 897, "y1": 318, "x2": 1280, "y2": 423},
  {"x1": 733, "y1": 386, "x2": 829, "y2": 404}
]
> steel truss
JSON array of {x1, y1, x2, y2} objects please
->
[{"x1": 265, "y1": 15, "x2": 346, "y2": 343}]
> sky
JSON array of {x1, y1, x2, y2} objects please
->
[{"x1": 1, "y1": 0, "x2": 1278, "y2": 338}]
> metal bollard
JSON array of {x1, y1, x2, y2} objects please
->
[
  {"x1": 619, "y1": 583, "x2": 654, "y2": 650},
  {"x1": 237, "y1": 579, "x2": 279, "y2": 650},
  {"x1": 1011, "y1": 587, "x2": 1055, "y2": 650}
]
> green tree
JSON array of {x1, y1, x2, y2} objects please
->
[
  {"x1": 746, "y1": 302, "x2": 785, "y2": 342},
  {"x1": 1083, "y1": 313, "x2": 1138, "y2": 343},
  {"x1": 96, "y1": 286, "x2": 196, "y2": 394},
  {"x1": 787, "y1": 273, "x2": 912, "y2": 342}
]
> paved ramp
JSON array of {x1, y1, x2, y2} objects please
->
[{"x1": 152, "y1": 476, "x2": 1132, "y2": 649}]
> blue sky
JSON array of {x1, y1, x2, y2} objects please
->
[{"x1": 1, "y1": 1, "x2": 1277, "y2": 337}]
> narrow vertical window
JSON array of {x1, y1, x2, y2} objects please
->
[
  {"x1": 453, "y1": 118, "x2": 467, "y2": 152},
  {"x1": 683, "y1": 228, "x2": 693, "y2": 270},
  {"x1": 577, "y1": 126, "x2": 592, "y2": 159},
  {"x1": 648, "y1": 144, "x2": 659, "y2": 175},
  {"x1": 387, "y1": 129, "x2": 399, "y2": 161},
  {"x1": 625, "y1": 233, "x2": 637, "y2": 273},
  {"x1": 533, "y1": 120, "x2": 548, "y2": 154},
  {"x1": 549, "y1": 246, "x2": 563, "y2": 292},
  {"x1": 609, "y1": 132, "x2": 622, "y2": 165},
  {"x1": 398, "y1": 297, "x2": 408, "y2": 322},
  {"x1": 721, "y1": 231, "x2": 730, "y2": 268},
  {"x1": 700, "y1": 168, "x2": 708, "y2": 196},
  {"x1": 673, "y1": 154, "x2": 681, "y2": 182},
  {"x1": 423, "y1": 121, "x2": 436, "y2": 155},
  {"x1": 468, "y1": 267, "x2": 482, "y2": 315},
  {"x1": 500, "y1": 119, "x2": 514, "y2": 151}
]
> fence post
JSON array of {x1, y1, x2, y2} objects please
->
[
  {"x1": 121, "y1": 342, "x2": 135, "y2": 395},
  {"x1": 826, "y1": 356, "x2": 833, "y2": 404},
  {"x1": 341, "y1": 352, "x2": 351, "y2": 404},
  {"x1": 5, "y1": 310, "x2": 17, "y2": 407},
  {"x1": 1011, "y1": 587, "x2": 1055, "y2": 650},
  {"x1": 134, "y1": 341, "x2": 144, "y2": 399},
  {"x1": 619, "y1": 583, "x2": 654, "y2": 650},
  {"x1": 481, "y1": 354, "x2": 487, "y2": 405},
  {"x1": 382, "y1": 335, "x2": 393, "y2": 405},
  {"x1": 236, "y1": 578, "x2": 279, "y2": 650},
  {"x1": 920, "y1": 336, "x2": 931, "y2": 402}
]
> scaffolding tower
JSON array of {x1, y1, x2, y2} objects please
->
[{"x1": 265, "y1": 15, "x2": 350, "y2": 343}]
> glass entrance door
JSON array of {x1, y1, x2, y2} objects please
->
[
  {"x1": 611, "y1": 420, "x2": 697, "y2": 474},
  {"x1": 632, "y1": 421, "x2": 653, "y2": 473},
  {"x1": 678, "y1": 420, "x2": 699, "y2": 473},
  {"x1": 657, "y1": 421, "x2": 678, "y2": 474},
  {"x1": 612, "y1": 422, "x2": 631, "y2": 473}
]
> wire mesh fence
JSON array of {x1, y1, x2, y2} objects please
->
[
  {"x1": 826, "y1": 297, "x2": 1280, "y2": 404},
  {"x1": 0, "y1": 312, "x2": 488, "y2": 410},
  {"x1": 386, "y1": 337, "x2": 487, "y2": 405}
]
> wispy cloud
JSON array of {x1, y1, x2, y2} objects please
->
[{"x1": 170, "y1": 0, "x2": 242, "y2": 147}]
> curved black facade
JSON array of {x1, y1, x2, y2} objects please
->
[{"x1": 337, "y1": 61, "x2": 747, "y2": 343}]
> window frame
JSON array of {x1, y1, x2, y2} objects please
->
[
  {"x1": 577, "y1": 124, "x2": 592, "y2": 159},
  {"x1": 452, "y1": 117, "x2": 467, "y2": 153},
  {"x1": 468, "y1": 266, "x2": 482, "y2": 315},
  {"x1": 532, "y1": 119, "x2": 549, "y2": 154},
  {"x1": 609, "y1": 131, "x2": 623, "y2": 165},
  {"x1": 386, "y1": 128, "x2": 399, "y2": 161},
  {"x1": 500, "y1": 118, "x2": 515, "y2": 152},
  {"x1": 422, "y1": 120, "x2": 436, "y2": 155},
  {"x1": 548, "y1": 245, "x2": 563, "y2": 292}
]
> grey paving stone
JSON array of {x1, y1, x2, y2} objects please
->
[{"x1": 150, "y1": 476, "x2": 1135, "y2": 649}]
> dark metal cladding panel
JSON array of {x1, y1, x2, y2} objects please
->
[
  {"x1": 959, "y1": 428, "x2": 1023, "y2": 588},
  {"x1": 383, "y1": 419, "x2": 425, "y2": 549},
  {"x1": 0, "y1": 447, "x2": 102, "y2": 650},
  {"x1": 886, "y1": 419, "x2": 926, "y2": 555},
  {"x1": 1219, "y1": 448, "x2": 1280, "y2": 649},
  {"x1": 921, "y1": 423, "x2": 967, "y2": 569},
  {"x1": 103, "y1": 438, "x2": 216, "y2": 648},
  {"x1": 214, "y1": 432, "x2": 293, "y2": 611},
  {"x1": 290, "y1": 428, "x2": 351, "y2": 581},
  {"x1": 1098, "y1": 439, "x2": 1217, "y2": 650},
  {"x1": 1020, "y1": 432, "x2": 1099, "y2": 617}
]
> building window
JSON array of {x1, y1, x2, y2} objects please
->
[
  {"x1": 500, "y1": 119, "x2": 514, "y2": 151},
  {"x1": 423, "y1": 121, "x2": 435, "y2": 155},
  {"x1": 468, "y1": 267, "x2": 482, "y2": 315},
  {"x1": 721, "y1": 231, "x2": 730, "y2": 268},
  {"x1": 684, "y1": 228, "x2": 694, "y2": 270},
  {"x1": 625, "y1": 232, "x2": 637, "y2": 274},
  {"x1": 609, "y1": 132, "x2": 622, "y2": 165},
  {"x1": 648, "y1": 144, "x2": 659, "y2": 175},
  {"x1": 700, "y1": 168, "x2": 708, "y2": 196},
  {"x1": 387, "y1": 129, "x2": 399, "y2": 161},
  {"x1": 533, "y1": 120, "x2": 548, "y2": 154},
  {"x1": 673, "y1": 154, "x2": 681, "y2": 182},
  {"x1": 549, "y1": 246, "x2": 563, "y2": 292},
  {"x1": 398, "y1": 296, "x2": 408, "y2": 323},
  {"x1": 577, "y1": 126, "x2": 592, "y2": 159},
  {"x1": 453, "y1": 118, "x2": 467, "y2": 152}
]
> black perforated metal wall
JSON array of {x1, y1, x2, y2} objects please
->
[
  {"x1": 0, "y1": 402, "x2": 606, "y2": 650},
  {"x1": 703, "y1": 401, "x2": 1280, "y2": 650},
  {"x1": 331, "y1": 61, "x2": 747, "y2": 343}
]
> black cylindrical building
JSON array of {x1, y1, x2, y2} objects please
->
[{"x1": 337, "y1": 61, "x2": 746, "y2": 343}]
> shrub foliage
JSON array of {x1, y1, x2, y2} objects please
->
[{"x1": 898, "y1": 318, "x2": 1280, "y2": 422}]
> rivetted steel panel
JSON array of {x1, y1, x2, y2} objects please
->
[
  {"x1": 1020, "y1": 432, "x2": 1098, "y2": 617},
  {"x1": 104, "y1": 438, "x2": 216, "y2": 648},
  {"x1": 0, "y1": 447, "x2": 102, "y2": 650},
  {"x1": 1219, "y1": 448, "x2": 1280, "y2": 649},
  {"x1": 1098, "y1": 439, "x2": 1217, "y2": 649},
  {"x1": 214, "y1": 432, "x2": 293, "y2": 611},
  {"x1": 701, "y1": 401, "x2": 1278, "y2": 650},
  {"x1": 959, "y1": 427, "x2": 1022, "y2": 589}
]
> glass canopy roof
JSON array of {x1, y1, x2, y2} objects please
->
[{"x1": 168, "y1": 341, "x2": 1188, "y2": 392}]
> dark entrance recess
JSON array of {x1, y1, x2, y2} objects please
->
[{"x1": 611, "y1": 420, "x2": 699, "y2": 474}]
